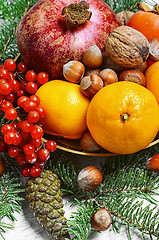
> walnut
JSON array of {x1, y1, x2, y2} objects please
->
[
  {"x1": 105, "y1": 26, "x2": 149, "y2": 68},
  {"x1": 116, "y1": 10, "x2": 134, "y2": 26}
]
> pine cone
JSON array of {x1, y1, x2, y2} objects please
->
[{"x1": 25, "y1": 169, "x2": 69, "y2": 239}]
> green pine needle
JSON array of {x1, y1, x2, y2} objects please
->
[{"x1": 0, "y1": 173, "x2": 24, "y2": 239}]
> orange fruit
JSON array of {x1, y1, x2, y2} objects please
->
[
  {"x1": 36, "y1": 80, "x2": 90, "y2": 139},
  {"x1": 86, "y1": 81, "x2": 159, "y2": 154},
  {"x1": 145, "y1": 61, "x2": 159, "y2": 104}
]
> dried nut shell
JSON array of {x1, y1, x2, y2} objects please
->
[
  {"x1": 105, "y1": 26, "x2": 149, "y2": 68},
  {"x1": 149, "y1": 38, "x2": 159, "y2": 61},
  {"x1": 116, "y1": 10, "x2": 134, "y2": 26}
]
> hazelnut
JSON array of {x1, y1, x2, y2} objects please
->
[
  {"x1": 84, "y1": 67, "x2": 101, "y2": 76},
  {"x1": 132, "y1": 61, "x2": 148, "y2": 73},
  {"x1": 91, "y1": 208, "x2": 111, "y2": 231},
  {"x1": 82, "y1": 45, "x2": 103, "y2": 68},
  {"x1": 148, "y1": 38, "x2": 159, "y2": 62},
  {"x1": 99, "y1": 68, "x2": 118, "y2": 86},
  {"x1": 80, "y1": 131, "x2": 102, "y2": 153},
  {"x1": 80, "y1": 74, "x2": 103, "y2": 98},
  {"x1": 0, "y1": 156, "x2": 5, "y2": 176},
  {"x1": 147, "y1": 154, "x2": 159, "y2": 173},
  {"x1": 77, "y1": 165, "x2": 103, "y2": 191},
  {"x1": 63, "y1": 60, "x2": 85, "y2": 83},
  {"x1": 102, "y1": 51, "x2": 125, "y2": 72},
  {"x1": 119, "y1": 69, "x2": 146, "y2": 86}
]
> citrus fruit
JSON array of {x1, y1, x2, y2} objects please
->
[
  {"x1": 36, "y1": 80, "x2": 90, "y2": 139},
  {"x1": 86, "y1": 81, "x2": 159, "y2": 154},
  {"x1": 145, "y1": 61, "x2": 159, "y2": 104}
]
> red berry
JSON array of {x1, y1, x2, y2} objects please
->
[
  {"x1": 25, "y1": 70, "x2": 37, "y2": 82},
  {"x1": 8, "y1": 146, "x2": 20, "y2": 158},
  {"x1": 30, "y1": 166, "x2": 41, "y2": 177},
  {"x1": 5, "y1": 93, "x2": 16, "y2": 102},
  {"x1": 8, "y1": 79, "x2": 20, "y2": 93},
  {"x1": 26, "y1": 82, "x2": 38, "y2": 94},
  {"x1": 4, "y1": 59, "x2": 16, "y2": 72},
  {"x1": 19, "y1": 120, "x2": 33, "y2": 133},
  {"x1": 1, "y1": 100, "x2": 13, "y2": 112},
  {"x1": 17, "y1": 96, "x2": 29, "y2": 108},
  {"x1": 36, "y1": 106, "x2": 46, "y2": 118},
  {"x1": 37, "y1": 72, "x2": 49, "y2": 84},
  {"x1": 0, "y1": 68, "x2": 10, "y2": 80},
  {"x1": 23, "y1": 144, "x2": 35, "y2": 155},
  {"x1": 28, "y1": 111, "x2": 40, "y2": 123},
  {"x1": 16, "y1": 89, "x2": 25, "y2": 98},
  {"x1": 23, "y1": 100, "x2": 37, "y2": 112},
  {"x1": 0, "y1": 82, "x2": 12, "y2": 95},
  {"x1": 29, "y1": 95, "x2": 40, "y2": 106},
  {"x1": 0, "y1": 93, "x2": 4, "y2": 101},
  {"x1": 25, "y1": 152, "x2": 37, "y2": 164},
  {"x1": 16, "y1": 154, "x2": 27, "y2": 166},
  {"x1": 5, "y1": 108, "x2": 17, "y2": 120},
  {"x1": 17, "y1": 62, "x2": 28, "y2": 74},
  {"x1": 29, "y1": 138, "x2": 41, "y2": 148},
  {"x1": 19, "y1": 81, "x2": 27, "y2": 90},
  {"x1": 45, "y1": 140, "x2": 57, "y2": 152},
  {"x1": 20, "y1": 131, "x2": 31, "y2": 143},
  {"x1": 4, "y1": 132, "x2": 16, "y2": 145},
  {"x1": 1, "y1": 124, "x2": 14, "y2": 135},
  {"x1": 21, "y1": 167, "x2": 31, "y2": 177},
  {"x1": 38, "y1": 148, "x2": 50, "y2": 161},
  {"x1": 34, "y1": 158, "x2": 45, "y2": 168},
  {"x1": 31, "y1": 125, "x2": 43, "y2": 139},
  {"x1": 13, "y1": 133, "x2": 22, "y2": 145},
  {"x1": 9, "y1": 71, "x2": 15, "y2": 80},
  {"x1": 0, "y1": 141, "x2": 7, "y2": 152}
]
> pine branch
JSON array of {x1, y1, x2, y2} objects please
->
[
  {"x1": 0, "y1": 173, "x2": 25, "y2": 239},
  {"x1": 66, "y1": 199, "x2": 95, "y2": 240},
  {"x1": 0, "y1": 0, "x2": 38, "y2": 63}
]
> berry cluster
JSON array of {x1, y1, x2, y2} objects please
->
[{"x1": 0, "y1": 58, "x2": 57, "y2": 177}]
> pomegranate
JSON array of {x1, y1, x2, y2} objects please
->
[{"x1": 17, "y1": 0, "x2": 120, "y2": 79}]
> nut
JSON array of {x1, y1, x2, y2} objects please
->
[
  {"x1": 91, "y1": 208, "x2": 111, "y2": 231},
  {"x1": 132, "y1": 61, "x2": 148, "y2": 73},
  {"x1": 82, "y1": 45, "x2": 103, "y2": 68},
  {"x1": 84, "y1": 67, "x2": 101, "y2": 76},
  {"x1": 119, "y1": 69, "x2": 146, "y2": 86},
  {"x1": 99, "y1": 68, "x2": 118, "y2": 86},
  {"x1": 102, "y1": 51, "x2": 125, "y2": 72},
  {"x1": 63, "y1": 60, "x2": 85, "y2": 83},
  {"x1": 80, "y1": 131, "x2": 102, "y2": 152},
  {"x1": 116, "y1": 10, "x2": 134, "y2": 26},
  {"x1": 105, "y1": 26, "x2": 149, "y2": 68},
  {"x1": 80, "y1": 74, "x2": 103, "y2": 98},
  {"x1": 148, "y1": 38, "x2": 159, "y2": 62},
  {"x1": 147, "y1": 154, "x2": 159, "y2": 173},
  {"x1": 77, "y1": 165, "x2": 103, "y2": 191}
]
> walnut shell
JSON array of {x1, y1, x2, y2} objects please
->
[
  {"x1": 116, "y1": 10, "x2": 134, "y2": 26},
  {"x1": 105, "y1": 26, "x2": 149, "y2": 68}
]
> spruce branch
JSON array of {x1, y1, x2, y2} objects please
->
[
  {"x1": 0, "y1": 173, "x2": 25, "y2": 239},
  {"x1": 0, "y1": 0, "x2": 38, "y2": 63}
]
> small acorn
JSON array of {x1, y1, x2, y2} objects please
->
[
  {"x1": 91, "y1": 208, "x2": 111, "y2": 231},
  {"x1": 77, "y1": 165, "x2": 103, "y2": 191}
]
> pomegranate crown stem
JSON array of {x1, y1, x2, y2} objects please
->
[{"x1": 62, "y1": 1, "x2": 92, "y2": 27}]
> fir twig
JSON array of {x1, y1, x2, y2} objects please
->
[
  {"x1": 0, "y1": 0, "x2": 38, "y2": 63},
  {"x1": 0, "y1": 173, "x2": 24, "y2": 239}
]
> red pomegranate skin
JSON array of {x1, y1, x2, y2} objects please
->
[{"x1": 17, "y1": 0, "x2": 120, "y2": 79}]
